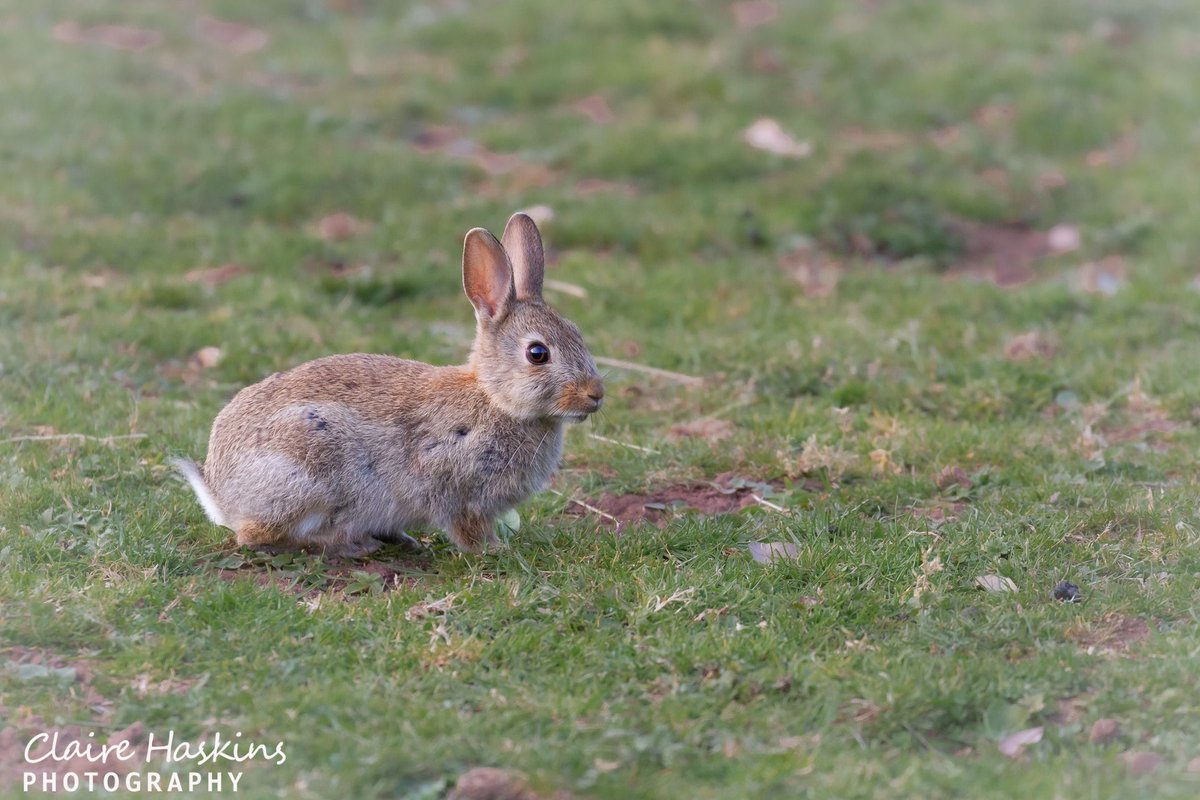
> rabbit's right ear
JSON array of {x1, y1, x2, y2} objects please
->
[
  {"x1": 502, "y1": 212, "x2": 544, "y2": 302},
  {"x1": 462, "y1": 227, "x2": 514, "y2": 320}
]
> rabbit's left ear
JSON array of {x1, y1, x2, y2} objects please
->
[
  {"x1": 462, "y1": 227, "x2": 514, "y2": 320},
  {"x1": 502, "y1": 212, "x2": 544, "y2": 302}
]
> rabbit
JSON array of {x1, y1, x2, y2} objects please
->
[{"x1": 173, "y1": 212, "x2": 604, "y2": 556}]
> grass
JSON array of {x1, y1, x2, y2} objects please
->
[{"x1": 3, "y1": 0, "x2": 1200, "y2": 797}]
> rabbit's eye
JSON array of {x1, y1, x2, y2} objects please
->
[{"x1": 526, "y1": 342, "x2": 550, "y2": 365}]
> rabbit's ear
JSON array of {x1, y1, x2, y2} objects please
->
[
  {"x1": 502, "y1": 212, "x2": 544, "y2": 301},
  {"x1": 463, "y1": 227, "x2": 514, "y2": 320}
]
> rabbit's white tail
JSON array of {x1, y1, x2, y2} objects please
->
[{"x1": 171, "y1": 458, "x2": 227, "y2": 527}]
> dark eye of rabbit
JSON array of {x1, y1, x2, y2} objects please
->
[{"x1": 525, "y1": 342, "x2": 550, "y2": 365}]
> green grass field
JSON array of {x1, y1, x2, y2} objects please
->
[{"x1": 3, "y1": 1, "x2": 1200, "y2": 797}]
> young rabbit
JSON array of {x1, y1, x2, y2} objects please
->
[{"x1": 174, "y1": 213, "x2": 604, "y2": 556}]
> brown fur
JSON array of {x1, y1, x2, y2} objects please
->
[{"x1": 176, "y1": 214, "x2": 602, "y2": 555}]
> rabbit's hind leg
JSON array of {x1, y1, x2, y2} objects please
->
[
  {"x1": 446, "y1": 510, "x2": 501, "y2": 553},
  {"x1": 236, "y1": 519, "x2": 302, "y2": 552}
]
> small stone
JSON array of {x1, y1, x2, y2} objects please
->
[
  {"x1": 1053, "y1": 581, "x2": 1081, "y2": 602},
  {"x1": 1089, "y1": 718, "x2": 1119, "y2": 744},
  {"x1": 1121, "y1": 751, "x2": 1162, "y2": 775}
]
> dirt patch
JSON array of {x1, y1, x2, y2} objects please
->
[
  {"x1": 53, "y1": 21, "x2": 162, "y2": 51},
  {"x1": 667, "y1": 418, "x2": 734, "y2": 443},
  {"x1": 218, "y1": 555, "x2": 432, "y2": 599},
  {"x1": 567, "y1": 474, "x2": 783, "y2": 527},
  {"x1": 1068, "y1": 614, "x2": 1150, "y2": 655},
  {"x1": 448, "y1": 767, "x2": 574, "y2": 800},
  {"x1": 944, "y1": 219, "x2": 1053, "y2": 287}
]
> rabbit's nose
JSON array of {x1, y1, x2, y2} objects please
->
[{"x1": 585, "y1": 379, "x2": 605, "y2": 409}]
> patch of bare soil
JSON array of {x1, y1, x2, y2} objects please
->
[
  {"x1": 218, "y1": 555, "x2": 432, "y2": 599},
  {"x1": 943, "y1": 219, "x2": 1053, "y2": 287},
  {"x1": 568, "y1": 473, "x2": 782, "y2": 527},
  {"x1": 1068, "y1": 614, "x2": 1150, "y2": 656},
  {"x1": 53, "y1": 21, "x2": 162, "y2": 51},
  {"x1": 448, "y1": 767, "x2": 574, "y2": 800}
]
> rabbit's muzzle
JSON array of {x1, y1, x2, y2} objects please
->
[{"x1": 558, "y1": 376, "x2": 605, "y2": 420}]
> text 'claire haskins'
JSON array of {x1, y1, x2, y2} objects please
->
[{"x1": 22, "y1": 729, "x2": 286, "y2": 794}]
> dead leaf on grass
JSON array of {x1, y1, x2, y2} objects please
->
[
  {"x1": 1046, "y1": 223, "x2": 1082, "y2": 253},
  {"x1": 743, "y1": 118, "x2": 811, "y2": 159},
  {"x1": 53, "y1": 21, "x2": 162, "y2": 51},
  {"x1": 973, "y1": 104, "x2": 1016, "y2": 129},
  {"x1": 517, "y1": 204, "x2": 554, "y2": 226},
  {"x1": 780, "y1": 244, "x2": 840, "y2": 297},
  {"x1": 196, "y1": 16, "x2": 269, "y2": 54},
  {"x1": 935, "y1": 466, "x2": 972, "y2": 491},
  {"x1": 184, "y1": 263, "x2": 248, "y2": 287},
  {"x1": 571, "y1": 94, "x2": 613, "y2": 124},
  {"x1": 748, "y1": 541, "x2": 799, "y2": 564},
  {"x1": 448, "y1": 767, "x2": 539, "y2": 800},
  {"x1": 1085, "y1": 134, "x2": 1137, "y2": 168},
  {"x1": 975, "y1": 575, "x2": 1018, "y2": 593},
  {"x1": 81, "y1": 268, "x2": 122, "y2": 289},
  {"x1": 190, "y1": 346, "x2": 222, "y2": 369},
  {"x1": 1003, "y1": 331, "x2": 1056, "y2": 361},
  {"x1": 998, "y1": 726, "x2": 1043, "y2": 758},
  {"x1": 1071, "y1": 256, "x2": 1127, "y2": 296},
  {"x1": 314, "y1": 212, "x2": 368, "y2": 241}
]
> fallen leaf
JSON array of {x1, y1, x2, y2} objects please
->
[
  {"x1": 542, "y1": 279, "x2": 587, "y2": 299},
  {"x1": 998, "y1": 726, "x2": 1043, "y2": 758},
  {"x1": 732, "y1": 0, "x2": 778, "y2": 29},
  {"x1": 1121, "y1": 751, "x2": 1162, "y2": 775},
  {"x1": 1004, "y1": 331, "x2": 1055, "y2": 361},
  {"x1": 974, "y1": 104, "x2": 1015, "y2": 128},
  {"x1": 743, "y1": 118, "x2": 812, "y2": 159},
  {"x1": 191, "y1": 346, "x2": 222, "y2": 369},
  {"x1": 517, "y1": 204, "x2": 554, "y2": 226},
  {"x1": 196, "y1": 16, "x2": 269, "y2": 54},
  {"x1": 53, "y1": 21, "x2": 162, "y2": 51},
  {"x1": 748, "y1": 541, "x2": 799, "y2": 564},
  {"x1": 935, "y1": 466, "x2": 972, "y2": 491},
  {"x1": 1073, "y1": 256, "x2": 1127, "y2": 296},
  {"x1": 184, "y1": 263, "x2": 248, "y2": 287},
  {"x1": 571, "y1": 94, "x2": 613, "y2": 124},
  {"x1": 1036, "y1": 170, "x2": 1068, "y2": 190},
  {"x1": 314, "y1": 212, "x2": 368, "y2": 241},
  {"x1": 447, "y1": 767, "x2": 536, "y2": 800},
  {"x1": 780, "y1": 244, "x2": 840, "y2": 297},
  {"x1": 1047, "y1": 224, "x2": 1082, "y2": 253},
  {"x1": 1089, "y1": 718, "x2": 1120, "y2": 744},
  {"x1": 975, "y1": 575, "x2": 1018, "y2": 593}
]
